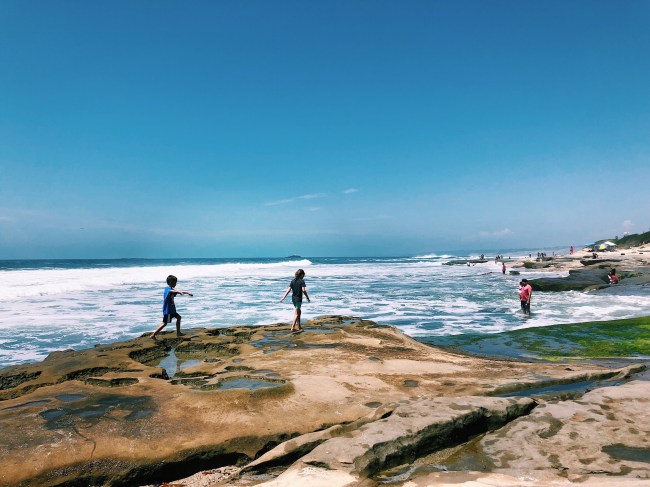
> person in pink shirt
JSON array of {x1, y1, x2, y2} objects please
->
[{"x1": 519, "y1": 279, "x2": 532, "y2": 315}]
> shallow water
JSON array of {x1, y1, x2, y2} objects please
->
[
  {"x1": 156, "y1": 349, "x2": 203, "y2": 378},
  {"x1": 2, "y1": 255, "x2": 650, "y2": 368},
  {"x1": 217, "y1": 377, "x2": 283, "y2": 390}
]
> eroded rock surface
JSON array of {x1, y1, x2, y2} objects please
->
[
  {"x1": 476, "y1": 381, "x2": 650, "y2": 482},
  {"x1": 0, "y1": 316, "x2": 643, "y2": 486},
  {"x1": 251, "y1": 396, "x2": 536, "y2": 486}
]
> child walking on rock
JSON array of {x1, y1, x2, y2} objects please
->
[
  {"x1": 151, "y1": 275, "x2": 193, "y2": 339},
  {"x1": 280, "y1": 269, "x2": 310, "y2": 332}
]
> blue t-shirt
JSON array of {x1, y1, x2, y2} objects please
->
[{"x1": 163, "y1": 286, "x2": 176, "y2": 314}]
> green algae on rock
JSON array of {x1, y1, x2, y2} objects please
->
[{"x1": 430, "y1": 315, "x2": 650, "y2": 360}]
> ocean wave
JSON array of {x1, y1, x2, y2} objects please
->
[
  {"x1": 411, "y1": 253, "x2": 454, "y2": 259},
  {"x1": 2, "y1": 259, "x2": 313, "y2": 298},
  {"x1": 4, "y1": 258, "x2": 650, "y2": 368}
]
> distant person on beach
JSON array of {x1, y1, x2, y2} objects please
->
[
  {"x1": 280, "y1": 268, "x2": 310, "y2": 332},
  {"x1": 519, "y1": 279, "x2": 532, "y2": 315},
  {"x1": 502, "y1": 262, "x2": 506, "y2": 274},
  {"x1": 570, "y1": 246, "x2": 574, "y2": 254},
  {"x1": 609, "y1": 269, "x2": 619, "y2": 284},
  {"x1": 151, "y1": 275, "x2": 193, "y2": 339}
]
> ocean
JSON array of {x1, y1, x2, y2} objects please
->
[{"x1": 2, "y1": 254, "x2": 650, "y2": 369}]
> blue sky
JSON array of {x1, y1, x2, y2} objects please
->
[{"x1": 1, "y1": 1, "x2": 649, "y2": 258}]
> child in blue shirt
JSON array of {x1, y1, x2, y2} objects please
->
[{"x1": 150, "y1": 275, "x2": 193, "y2": 339}]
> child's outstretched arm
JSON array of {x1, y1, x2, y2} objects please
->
[
  {"x1": 173, "y1": 289, "x2": 193, "y2": 296},
  {"x1": 280, "y1": 287, "x2": 291, "y2": 302}
]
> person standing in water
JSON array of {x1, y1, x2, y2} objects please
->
[
  {"x1": 280, "y1": 268, "x2": 310, "y2": 332},
  {"x1": 519, "y1": 279, "x2": 532, "y2": 315},
  {"x1": 151, "y1": 275, "x2": 193, "y2": 339},
  {"x1": 502, "y1": 262, "x2": 506, "y2": 274}
]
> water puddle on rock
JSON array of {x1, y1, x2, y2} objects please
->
[
  {"x1": 498, "y1": 379, "x2": 624, "y2": 400},
  {"x1": 217, "y1": 377, "x2": 284, "y2": 391},
  {"x1": 3, "y1": 400, "x2": 50, "y2": 410},
  {"x1": 374, "y1": 435, "x2": 489, "y2": 485},
  {"x1": 39, "y1": 394, "x2": 155, "y2": 429},
  {"x1": 157, "y1": 349, "x2": 202, "y2": 378},
  {"x1": 365, "y1": 401, "x2": 382, "y2": 408},
  {"x1": 252, "y1": 369, "x2": 280, "y2": 378},
  {"x1": 297, "y1": 342, "x2": 341, "y2": 350},
  {"x1": 304, "y1": 327, "x2": 336, "y2": 334},
  {"x1": 56, "y1": 394, "x2": 86, "y2": 402},
  {"x1": 251, "y1": 334, "x2": 298, "y2": 354},
  {"x1": 603, "y1": 444, "x2": 650, "y2": 463}
]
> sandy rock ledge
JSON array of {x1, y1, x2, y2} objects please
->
[{"x1": 0, "y1": 316, "x2": 647, "y2": 486}]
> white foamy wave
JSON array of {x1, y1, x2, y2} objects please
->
[
  {"x1": 411, "y1": 254, "x2": 454, "y2": 259},
  {"x1": 1, "y1": 259, "x2": 313, "y2": 298},
  {"x1": 4, "y1": 257, "x2": 650, "y2": 369}
]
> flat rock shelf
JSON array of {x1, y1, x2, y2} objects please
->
[{"x1": 0, "y1": 316, "x2": 647, "y2": 486}]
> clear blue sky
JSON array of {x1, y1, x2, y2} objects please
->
[{"x1": 1, "y1": 1, "x2": 649, "y2": 258}]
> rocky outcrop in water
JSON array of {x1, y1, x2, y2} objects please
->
[{"x1": 529, "y1": 268, "x2": 612, "y2": 292}]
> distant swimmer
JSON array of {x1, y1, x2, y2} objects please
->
[
  {"x1": 151, "y1": 275, "x2": 193, "y2": 339},
  {"x1": 280, "y1": 268, "x2": 310, "y2": 333},
  {"x1": 502, "y1": 262, "x2": 506, "y2": 274}
]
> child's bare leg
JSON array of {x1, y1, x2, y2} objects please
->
[
  {"x1": 295, "y1": 308, "x2": 302, "y2": 331},
  {"x1": 176, "y1": 317, "x2": 184, "y2": 336},
  {"x1": 291, "y1": 308, "x2": 299, "y2": 331},
  {"x1": 151, "y1": 321, "x2": 166, "y2": 339}
]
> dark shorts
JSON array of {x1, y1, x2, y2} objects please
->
[
  {"x1": 520, "y1": 301, "x2": 530, "y2": 314},
  {"x1": 163, "y1": 312, "x2": 181, "y2": 323},
  {"x1": 291, "y1": 296, "x2": 302, "y2": 309}
]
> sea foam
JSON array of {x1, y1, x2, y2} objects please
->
[{"x1": 3, "y1": 257, "x2": 650, "y2": 368}]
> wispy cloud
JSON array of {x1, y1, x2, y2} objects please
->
[
  {"x1": 622, "y1": 219, "x2": 634, "y2": 228},
  {"x1": 265, "y1": 198, "x2": 294, "y2": 207},
  {"x1": 351, "y1": 215, "x2": 392, "y2": 222},
  {"x1": 476, "y1": 228, "x2": 513, "y2": 239},
  {"x1": 264, "y1": 193, "x2": 326, "y2": 206},
  {"x1": 343, "y1": 188, "x2": 359, "y2": 194},
  {"x1": 308, "y1": 207, "x2": 322, "y2": 212}
]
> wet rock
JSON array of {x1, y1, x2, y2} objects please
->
[
  {"x1": 443, "y1": 259, "x2": 488, "y2": 265},
  {"x1": 0, "y1": 316, "x2": 640, "y2": 486},
  {"x1": 529, "y1": 268, "x2": 611, "y2": 292}
]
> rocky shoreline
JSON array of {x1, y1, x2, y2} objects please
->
[
  {"x1": 0, "y1": 313, "x2": 648, "y2": 486},
  {"x1": 510, "y1": 244, "x2": 650, "y2": 291},
  {"x1": 1, "y1": 245, "x2": 650, "y2": 486}
]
